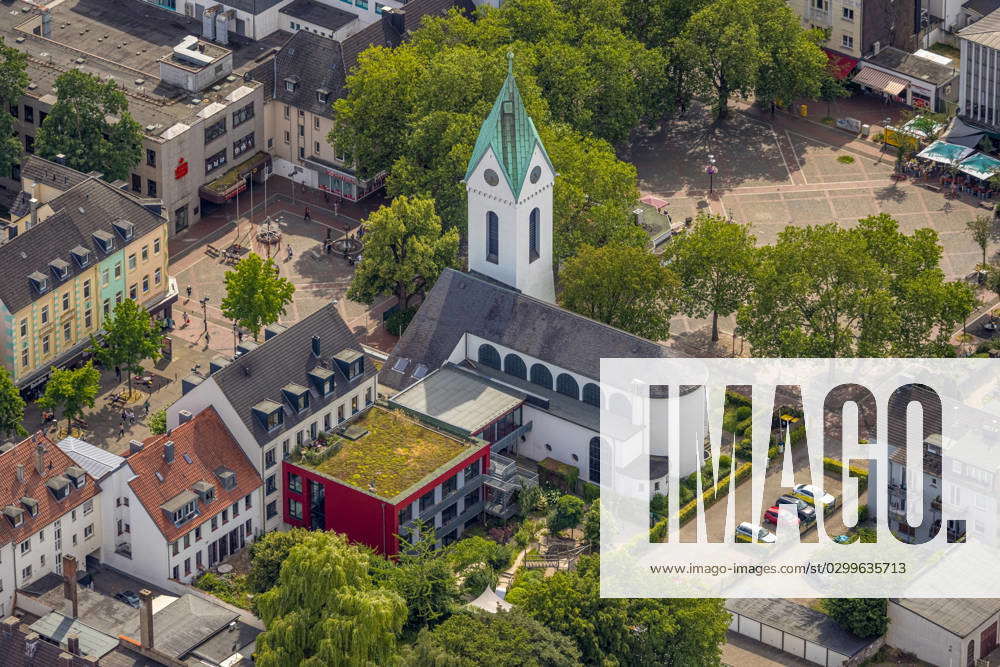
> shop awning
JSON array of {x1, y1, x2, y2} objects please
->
[
  {"x1": 824, "y1": 49, "x2": 858, "y2": 80},
  {"x1": 853, "y1": 66, "x2": 909, "y2": 96},
  {"x1": 199, "y1": 151, "x2": 271, "y2": 204},
  {"x1": 917, "y1": 140, "x2": 975, "y2": 165},
  {"x1": 959, "y1": 152, "x2": 1000, "y2": 180},
  {"x1": 942, "y1": 116, "x2": 987, "y2": 148}
]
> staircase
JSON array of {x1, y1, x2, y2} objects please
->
[{"x1": 483, "y1": 453, "x2": 538, "y2": 520}]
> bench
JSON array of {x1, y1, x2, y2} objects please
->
[
  {"x1": 205, "y1": 244, "x2": 220, "y2": 257},
  {"x1": 924, "y1": 183, "x2": 941, "y2": 193}
]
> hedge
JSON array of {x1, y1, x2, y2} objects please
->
[
  {"x1": 650, "y1": 462, "x2": 754, "y2": 541},
  {"x1": 823, "y1": 457, "x2": 869, "y2": 492}
]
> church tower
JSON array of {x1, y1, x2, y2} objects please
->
[{"x1": 465, "y1": 54, "x2": 556, "y2": 304}]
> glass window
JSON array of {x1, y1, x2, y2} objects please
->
[
  {"x1": 128, "y1": 253, "x2": 136, "y2": 270},
  {"x1": 205, "y1": 149, "x2": 227, "y2": 173},
  {"x1": 288, "y1": 473, "x2": 302, "y2": 494},
  {"x1": 486, "y1": 211, "x2": 499, "y2": 263},
  {"x1": 233, "y1": 132, "x2": 255, "y2": 158},
  {"x1": 289, "y1": 499, "x2": 303, "y2": 520},
  {"x1": 147, "y1": 179, "x2": 157, "y2": 197},
  {"x1": 204, "y1": 117, "x2": 227, "y2": 143},
  {"x1": 232, "y1": 103, "x2": 254, "y2": 128},
  {"x1": 146, "y1": 149, "x2": 156, "y2": 167}
]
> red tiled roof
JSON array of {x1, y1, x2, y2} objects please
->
[
  {"x1": 127, "y1": 407, "x2": 262, "y2": 543},
  {"x1": 0, "y1": 433, "x2": 99, "y2": 546}
]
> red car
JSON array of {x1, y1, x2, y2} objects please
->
[{"x1": 763, "y1": 505, "x2": 800, "y2": 526}]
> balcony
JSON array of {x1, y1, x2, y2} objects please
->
[
  {"x1": 491, "y1": 422, "x2": 533, "y2": 454},
  {"x1": 808, "y1": 6, "x2": 832, "y2": 24}
]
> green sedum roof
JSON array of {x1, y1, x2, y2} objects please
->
[{"x1": 464, "y1": 54, "x2": 553, "y2": 199}]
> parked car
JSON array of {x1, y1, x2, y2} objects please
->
[
  {"x1": 763, "y1": 505, "x2": 800, "y2": 527},
  {"x1": 735, "y1": 521, "x2": 777, "y2": 543},
  {"x1": 776, "y1": 494, "x2": 817, "y2": 523},
  {"x1": 114, "y1": 590, "x2": 140, "y2": 608},
  {"x1": 793, "y1": 483, "x2": 836, "y2": 509}
]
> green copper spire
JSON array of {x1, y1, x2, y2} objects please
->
[{"x1": 464, "y1": 53, "x2": 553, "y2": 199}]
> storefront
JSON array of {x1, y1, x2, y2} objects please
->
[
  {"x1": 853, "y1": 47, "x2": 958, "y2": 114},
  {"x1": 305, "y1": 156, "x2": 386, "y2": 202}
]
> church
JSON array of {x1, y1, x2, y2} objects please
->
[{"x1": 380, "y1": 57, "x2": 703, "y2": 497}]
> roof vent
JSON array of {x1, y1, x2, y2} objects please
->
[{"x1": 311, "y1": 335, "x2": 321, "y2": 358}]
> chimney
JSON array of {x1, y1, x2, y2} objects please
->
[
  {"x1": 178, "y1": 410, "x2": 193, "y2": 425},
  {"x1": 66, "y1": 633, "x2": 80, "y2": 655},
  {"x1": 34, "y1": 442, "x2": 44, "y2": 475},
  {"x1": 62, "y1": 555, "x2": 78, "y2": 619},
  {"x1": 139, "y1": 589, "x2": 154, "y2": 650},
  {"x1": 29, "y1": 197, "x2": 39, "y2": 227},
  {"x1": 164, "y1": 441, "x2": 174, "y2": 464},
  {"x1": 15, "y1": 464, "x2": 24, "y2": 483},
  {"x1": 59, "y1": 653, "x2": 74, "y2": 666},
  {"x1": 311, "y1": 335, "x2": 321, "y2": 358},
  {"x1": 129, "y1": 439, "x2": 144, "y2": 455},
  {"x1": 54, "y1": 153, "x2": 66, "y2": 166},
  {"x1": 382, "y1": 7, "x2": 405, "y2": 35},
  {"x1": 1, "y1": 617, "x2": 17, "y2": 636}
]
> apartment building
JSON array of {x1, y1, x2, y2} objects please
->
[
  {"x1": 959, "y1": 9, "x2": 1000, "y2": 128},
  {"x1": 0, "y1": 433, "x2": 101, "y2": 619},
  {"x1": 0, "y1": 177, "x2": 172, "y2": 394},
  {"x1": 166, "y1": 303, "x2": 379, "y2": 534},
  {"x1": 788, "y1": 0, "x2": 919, "y2": 60}
]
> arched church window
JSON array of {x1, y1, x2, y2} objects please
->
[
  {"x1": 504, "y1": 354, "x2": 527, "y2": 379},
  {"x1": 487, "y1": 211, "x2": 499, "y2": 264},
  {"x1": 582, "y1": 383, "x2": 601, "y2": 407},
  {"x1": 529, "y1": 363, "x2": 552, "y2": 390},
  {"x1": 529, "y1": 208, "x2": 540, "y2": 262},
  {"x1": 556, "y1": 373, "x2": 579, "y2": 400},
  {"x1": 478, "y1": 344, "x2": 501, "y2": 370}
]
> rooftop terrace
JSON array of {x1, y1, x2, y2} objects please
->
[{"x1": 289, "y1": 406, "x2": 482, "y2": 501}]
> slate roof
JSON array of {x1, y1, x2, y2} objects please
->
[
  {"x1": 893, "y1": 598, "x2": 1000, "y2": 637},
  {"x1": 381, "y1": 269, "x2": 669, "y2": 392},
  {"x1": 0, "y1": 617, "x2": 95, "y2": 667},
  {"x1": 265, "y1": 30, "x2": 346, "y2": 119},
  {"x1": 20, "y1": 156, "x2": 95, "y2": 193},
  {"x1": 280, "y1": 0, "x2": 358, "y2": 31},
  {"x1": 57, "y1": 436, "x2": 126, "y2": 482},
  {"x1": 120, "y1": 594, "x2": 238, "y2": 660},
  {"x1": 465, "y1": 57, "x2": 554, "y2": 198},
  {"x1": 128, "y1": 408, "x2": 261, "y2": 542},
  {"x1": 0, "y1": 433, "x2": 98, "y2": 547},
  {"x1": 964, "y1": 0, "x2": 1000, "y2": 16},
  {"x1": 865, "y1": 47, "x2": 957, "y2": 86},
  {"x1": 726, "y1": 598, "x2": 874, "y2": 657},
  {"x1": 29, "y1": 612, "x2": 119, "y2": 660},
  {"x1": 0, "y1": 178, "x2": 166, "y2": 314},
  {"x1": 218, "y1": 0, "x2": 289, "y2": 15},
  {"x1": 210, "y1": 303, "x2": 378, "y2": 446}
]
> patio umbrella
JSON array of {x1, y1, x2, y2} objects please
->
[
  {"x1": 959, "y1": 152, "x2": 1000, "y2": 181},
  {"x1": 917, "y1": 140, "x2": 974, "y2": 165}
]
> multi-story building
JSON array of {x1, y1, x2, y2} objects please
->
[
  {"x1": 0, "y1": 433, "x2": 101, "y2": 618},
  {"x1": 92, "y1": 407, "x2": 263, "y2": 589},
  {"x1": 0, "y1": 176, "x2": 173, "y2": 395},
  {"x1": 853, "y1": 46, "x2": 958, "y2": 111},
  {"x1": 0, "y1": 1, "x2": 270, "y2": 237},
  {"x1": 959, "y1": 9, "x2": 1000, "y2": 128},
  {"x1": 166, "y1": 303, "x2": 380, "y2": 533},
  {"x1": 788, "y1": 0, "x2": 919, "y2": 60}
]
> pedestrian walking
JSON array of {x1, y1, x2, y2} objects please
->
[
  {"x1": 114, "y1": 365, "x2": 121, "y2": 382},
  {"x1": 143, "y1": 399, "x2": 150, "y2": 416},
  {"x1": 286, "y1": 244, "x2": 293, "y2": 261},
  {"x1": 119, "y1": 424, "x2": 125, "y2": 438},
  {"x1": 128, "y1": 408, "x2": 136, "y2": 425},
  {"x1": 303, "y1": 206, "x2": 311, "y2": 221},
  {"x1": 121, "y1": 408, "x2": 127, "y2": 423},
  {"x1": 186, "y1": 285, "x2": 192, "y2": 300}
]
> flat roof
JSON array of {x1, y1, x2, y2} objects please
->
[
  {"x1": 865, "y1": 47, "x2": 957, "y2": 86},
  {"x1": 280, "y1": 0, "x2": 359, "y2": 31},
  {"x1": 894, "y1": 598, "x2": 1000, "y2": 637},
  {"x1": 390, "y1": 364, "x2": 524, "y2": 435},
  {"x1": 29, "y1": 612, "x2": 119, "y2": 659},
  {"x1": 726, "y1": 598, "x2": 874, "y2": 657},
  {"x1": 290, "y1": 406, "x2": 480, "y2": 500}
]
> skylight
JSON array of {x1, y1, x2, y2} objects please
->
[{"x1": 392, "y1": 358, "x2": 410, "y2": 373}]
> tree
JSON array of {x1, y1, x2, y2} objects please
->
[
  {"x1": 35, "y1": 69, "x2": 142, "y2": 181},
  {"x1": 582, "y1": 501, "x2": 600, "y2": 548},
  {"x1": 559, "y1": 244, "x2": 680, "y2": 340},
  {"x1": 0, "y1": 38, "x2": 27, "y2": 181},
  {"x1": 737, "y1": 215, "x2": 976, "y2": 357},
  {"x1": 147, "y1": 409, "x2": 167, "y2": 435},
  {"x1": 666, "y1": 215, "x2": 756, "y2": 341},
  {"x1": 403, "y1": 609, "x2": 583, "y2": 666},
  {"x1": 822, "y1": 598, "x2": 888, "y2": 638},
  {"x1": 967, "y1": 215, "x2": 995, "y2": 267},
  {"x1": 445, "y1": 536, "x2": 514, "y2": 572},
  {"x1": 95, "y1": 299, "x2": 163, "y2": 395},
  {"x1": 221, "y1": 254, "x2": 295, "y2": 341},
  {"x1": 511, "y1": 555, "x2": 729, "y2": 665},
  {"x1": 818, "y1": 69, "x2": 850, "y2": 117},
  {"x1": 753, "y1": 3, "x2": 827, "y2": 117},
  {"x1": 548, "y1": 494, "x2": 586, "y2": 533},
  {"x1": 254, "y1": 531, "x2": 406, "y2": 666},
  {"x1": 36, "y1": 362, "x2": 100, "y2": 434},
  {"x1": 348, "y1": 196, "x2": 459, "y2": 309},
  {"x1": 247, "y1": 528, "x2": 313, "y2": 594},
  {"x1": 0, "y1": 367, "x2": 25, "y2": 439}
]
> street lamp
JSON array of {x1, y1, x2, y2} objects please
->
[
  {"x1": 200, "y1": 297, "x2": 209, "y2": 333},
  {"x1": 706, "y1": 154, "x2": 718, "y2": 196},
  {"x1": 233, "y1": 321, "x2": 239, "y2": 353}
]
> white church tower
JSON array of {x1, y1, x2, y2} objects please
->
[{"x1": 464, "y1": 54, "x2": 556, "y2": 304}]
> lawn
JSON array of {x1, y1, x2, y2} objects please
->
[
  {"x1": 194, "y1": 571, "x2": 253, "y2": 610},
  {"x1": 927, "y1": 42, "x2": 960, "y2": 68}
]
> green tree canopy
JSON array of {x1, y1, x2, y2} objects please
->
[
  {"x1": 737, "y1": 214, "x2": 976, "y2": 357},
  {"x1": 559, "y1": 243, "x2": 680, "y2": 340},
  {"x1": 548, "y1": 494, "x2": 586, "y2": 533},
  {"x1": 221, "y1": 253, "x2": 295, "y2": 341},
  {"x1": 403, "y1": 609, "x2": 583, "y2": 666},
  {"x1": 0, "y1": 366, "x2": 26, "y2": 439},
  {"x1": 95, "y1": 298, "x2": 163, "y2": 394},
  {"x1": 967, "y1": 214, "x2": 996, "y2": 267},
  {"x1": 582, "y1": 501, "x2": 600, "y2": 548},
  {"x1": 822, "y1": 598, "x2": 888, "y2": 638},
  {"x1": 753, "y1": 4, "x2": 827, "y2": 114},
  {"x1": 0, "y1": 38, "x2": 27, "y2": 180},
  {"x1": 35, "y1": 69, "x2": 143, "y2": 181},
  {"x1": 509, "y1": 555, "x2": 730, "y2": 665},
  {"x1": 348, "y1": 195, "x2": 460, "y2": 309},
  {"x1": 247, "y1": 528, "x2": 313, "y2": 594},
  {"x1": 254, "y1": 531, "x2": 406, "y2": 666},
  {"x1": 36, "y1": 362, "x2": 100, "y2": 433},
  {"x1": 666, "y1": 215, "x2": 756, "y2": 341}
]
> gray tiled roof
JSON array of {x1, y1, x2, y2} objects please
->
[
  {"x1": 21, "y1": 155, "x2": 95, "y2": 192},
  {"x1": 381, "y1": 269, "x2": 670, "y2": 392},
  {"x1": 0, "y1": 179, "x2": 166, "y2": 314},
  {"x1": 119, "y1": 594, "x2": 236, "y2": 660},
  {"x1": 280, "y1": 0, "x2": 358, "y2": 31},
  {"x1": 893, "y1": 598, "x2": 1000, "y2": 637},
  {"x1": 267, "y1": 30, "x2": 346, "y2": 119},
  {"x1": 218, "y1": 0, "x2": 289, "y2": 15},
  {"x1": 727, "y1": 599, "x2": 874, "y2": 657},
  {"x1": 210, "y1": 303, "x2": 378, "y2": 446}
]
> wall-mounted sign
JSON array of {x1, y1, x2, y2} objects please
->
[{"x1": 175, "y1": 158, "x2": 189, "y2": 180}]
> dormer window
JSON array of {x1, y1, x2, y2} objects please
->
[
  {"x1": 112, "y1": 219, "x2": 134, "y2": 241},
  {"x1": 65, "y1": 466, "x2": 86, "y2": 489},
  {"x1": 282, "y1": 384, "x2": 311, "y2": 413},
  {"x1": 308, "y1": 367, "x2": 335, "y2": 397},
  {"x1": 284, "y1": 76, "x2": 299, "y2": 92},
  {"x1": 20, "y1": 497, "x2": 38, "y2": 517},
  {"x1": 29, "y1": 271, "x2": 48, "y2": 294},
  {"x1": 215, "y1": 467, "x2": 237, "y2": 491},
  {"x1": 46, "y1": 476, "x2": 71, "y2": 500},
  {"x1": 193, "y1": 480, "x2": 216, "y2": 504},
  {"x1": 333, "y1": 349, "x2": 365, "y2": 381},
  {"x1": 70, "y1": 246, "x2": 91, "y2": 268},
  {"x1": 93, "y1": 230, "x2": 115, "y2": 253},
  {"x1": 253, "y1": 400, "x2": 285, "y2": 431},
  {"x1": 49, "y1": 259, "x2": 70, "y2": 282},
  {"x1": 317, "y1": 88, "x2": 329, "y2": 104},
  {"x1": 3, "y1": 506, "x2": 23, "y2": 527},
  {"x1": 162, "y1": 490, "x2": 199, "y2": 526}
]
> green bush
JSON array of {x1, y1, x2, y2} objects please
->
[
  {"x1": 547, "y1": 494, "x2": 586, "y2": 533},
  {"x1": 581, "y1": 481, "x2": 600, "y2": 504},
  {"x1": 735, "y1": 416, "x2": 753, "y2": 437},
  {"x1": 148, "y1": 409, "x2": 167, "y2": 435},
  {"x1": 385, "y1": 307, "x2": 417, "y2": 336},
  {"x1": 735, "y1": 406, "x2": 752, "y2": 421},
  {"x1": 789, "y1": 425, "x2": 807, "y2": 447},
  {"x1": 678, "y1": 485, "x2": 695, "y2": 506},
  {"x1": 726, "y1": 390, "x2": 751, "y2": 407},
  {"x1": 650, "y1": 493, "x2": 667, "y2": 516},
  {"x1": 823, "y1": 457, "x2": 869, "y2": 492},
  {"x1": 858, "y1": 504, "x2": 869, "y2": 523},
  {"x1": 462, "y1": 564, "x2": 499, "y2": 597}
]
